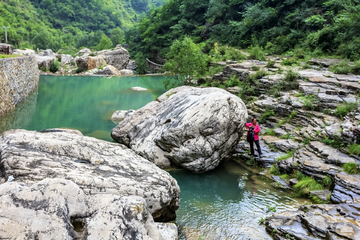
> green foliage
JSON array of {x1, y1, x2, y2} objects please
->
[
  {"x1": 280, "y1": 174, "x2": 291, "y2": 180},
  {"x1": 281, "y1": 58, "x2": 299, "y2": 66},
  {"x1": 279, "y1": 134, "x2": 294, "y2": 140},
  {"x1": 349, "y1": 144, "x2": 360, "y2": 156},
  {"x1": 248, "y1": 46, "x2": 266, "y2": 61},
  {"x1": 0, "y1": 0, "x2": 159, "y2": 51},
  {"x1": 264, "y1": 128, "x2": 276, "y2": 136},
  {"x1": 329, "y1": 60, "x2": 353, "y2": 74},
  {"x1": 300, "y1": 95, "x2": 318, "y2": 110},
  {"x1": 95, "y1": 34, "x2": 113, "y2": 51},
  {"x1": 284, "y1": 70, "x2": 299, "y2": 82},
  {"x1": 164, "y1": 37, "x2": 209, "y2": 79},
  {"x1": 343, "y1": 162, "x2": 360, "y2": 175},
  {"x1": 266, "y1": 205, "x2": 277, "y2": 213},
  {"x1": 258, "y1": 217, "x2": 267, "y2": 225},
  {"x1": 110, "y1": 27, "x2": 125, "y2": 47},
  {"x1": 270, "y1": 165, "x2": 281, "y2": 175},
  {"x1": 227, "y1": 75, "x2": 240, "y2": 87},
  {"x1": 251, "y1": 66, "x2": 260, "y2": 71},
  {"x1": 49, "y1": 60, "x2": 59, "y2": 73},
  {"x1": 310, "y1": 194, "x2": 329, "y2": 204},
  {"x1": 321, "y1": 176, "x2": 333, "y2": 187},
  {"x1": 293, "y1": 177, "x2": 323, "y2": 196},
  {"x1": 295, "y1": 171, "x2": 306, "y2": 181},
  {"x1": 322, "y1": 136, "x2": 346, "y2": 149},
  {"x1": 276, "y1": 151, "x2": 295, "y2": 162},
  {"x1": 259, "y1": 108, "x2": 275, "y2": 123},
  {"x1": 75, "y1": 68, "x2": 84, "y2": 73},
  {"x1": 265, "y1": 61, "x2": 276, "y2": 68},
  {"x1": 334, "y1": 102, "x2": 358, "y2": 118}
]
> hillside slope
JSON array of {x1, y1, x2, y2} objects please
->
[
  {"x1": 0, "y1": 0, "x2": 165, "y2": 50},
  {"x1": 127, "y1": 0, "x2": 360, "y2": 63}
]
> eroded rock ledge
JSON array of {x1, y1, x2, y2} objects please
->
[
  {"x1": 0, "y1": 129, "x2": 180, "y2": 222},
  {"x1": 265, "y1": 204, "x2": 360, "y2": 240},
  {"x1": 111, "y1": 86, "x2": 248, "y2": 173},
  {"x1": 0, "y1": 178, "x2": 177, "y2": 240}
]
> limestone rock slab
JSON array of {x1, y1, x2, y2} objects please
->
[
  {"x1": 0, "y1": 178, "x2": 173, "y2": 240},
  {"x1": 0, "y1": 129, "x2": 180, "y2": 221}
]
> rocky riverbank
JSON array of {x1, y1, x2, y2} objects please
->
[
  {"x1": 0, "y1": 129, "x2": 179, "y2": 239},
  {"x1": 196, "y1": 57, "x2": 360, "y2": 239},
  {"x1": 13, "y1": 46, "x2": 136, "y2": 77}
]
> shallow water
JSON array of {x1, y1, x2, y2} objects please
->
[
  {"x1": 0, "y1": 75, "x2": 167, "y2": 140},
  {"x1": 170, "y1": 160, "x2": 306, "y2": 240},
  {"x1": 0, "y1": 75, "x2": 304, "y2": 239}
]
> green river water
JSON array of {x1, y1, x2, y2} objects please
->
[{"x1": 0, "y1": 75, "x2": 304, "y2": 239}]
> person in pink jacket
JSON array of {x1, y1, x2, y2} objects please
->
[{"x1": 245, "y1": 118, "x2": 262, "y2": 158}]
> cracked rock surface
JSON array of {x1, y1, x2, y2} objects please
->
[
  {"x1": 0, "y1": 129, "x2": 180, "y2": 222},
  {"x1": 265, "y1": 204, "x2": 360, "y2": 240},
  {"x1": 0, "y1": 178, "x2": 177, "y2": 240},
  {"x1": 111, "y1": 86, "x2": 248, "y2": 173}
]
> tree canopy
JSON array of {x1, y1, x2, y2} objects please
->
[{"x1": 126, "y1": 0, "x2": 360, "y2": 62}]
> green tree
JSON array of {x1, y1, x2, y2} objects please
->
[
  {"x1": 95, "y1": 34, "x2": 113, "y2": 51},
  {"x1": 110, "y1": 27, "x2": 125, "y2": 47},
  {"x1": 163, "y1": 37, "x2": 209, "y2": 88}
]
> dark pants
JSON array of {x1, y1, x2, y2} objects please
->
[{"x1": 249, "y1": 140, "x2": 262, "y2": 157}]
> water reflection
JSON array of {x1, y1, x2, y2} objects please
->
[
  {"x1": 0, "y1": 75, "x2": 167, "y2": 141},
  {"x1": 170, "y1": 161, "x2": 305, "y2": 240},
  {"x1": 0, "y1": 90, "x2": 38, "y2": 134}
]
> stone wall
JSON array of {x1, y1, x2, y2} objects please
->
[{"x1": 0, "y1": 56, "x2": 39, "y2": 117}]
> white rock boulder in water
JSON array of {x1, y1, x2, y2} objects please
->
[
  {"x1": 132, "y1": 86, "x2": 148, "y2": 91},
  {"x1": 0, "y1": 129, "x2": 180, "y2": 221},
  {"x1": 111, "y1": 86, "x2": 248, "y2": 173},
  {"x1": 0, "y1": 178, "x2": 177, "y2": 240}
]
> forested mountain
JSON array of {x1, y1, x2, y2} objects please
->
[
  {"x1": 0, "y1": 0, "x2": 165, "y2": 51},
  {"x1": 127, "y1": 0, "x2": 360, "y2": 65}
]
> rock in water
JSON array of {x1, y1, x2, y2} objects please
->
[
  {"x1": 0, "y1": 129, "x2": 180, "y2": 222},
  {"x1": 111, "y1": 86, "x2": 248, "y2": 173},
  {"x1": 0, "y1": 178, "x2": 177, "y2": 240},
  {"x1": 131, "y1": 86, "x2": 148, "y2": 91}
]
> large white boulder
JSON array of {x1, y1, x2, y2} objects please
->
[
  {"x1": 111, "y1": 86, "x2": 248, "y2": 173},
  {"x1": 0, "y1": 129, "x2": 180, "y2": 221}
]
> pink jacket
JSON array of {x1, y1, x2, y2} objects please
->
[{"x1": 246, "y1": 123, "x2": 260, "y2": 141}]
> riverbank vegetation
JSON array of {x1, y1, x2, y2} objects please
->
[{"x1": 124, "y1": 0, "x2": 360, "y2": 73}]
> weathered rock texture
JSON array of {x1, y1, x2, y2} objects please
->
[
  {"x1": 97, "y1": 48, "x2": 130, "y2": 70},
  {"x1": 0, "y1": 178, "x2": 177, "y2": 240},
  {"x1": 0, "y1": 129, "x2": 180, "y2": 222},
  {"x1": 265, "y1": 204, "x2": 360, "y2": 240},
  {"x1": 112, "y1": 86, "x2": 248, "y2": 173},
  {"x1": 0, "y1": 56, "x2": 39, "y2": 117}
]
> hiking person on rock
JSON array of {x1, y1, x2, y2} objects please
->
[{"x1": 246, "y1": 118, "x2": 262, "y2": 158}]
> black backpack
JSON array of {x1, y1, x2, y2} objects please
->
[{"x1": 247, "y1": 127, "x2": 254, "y2": 142}]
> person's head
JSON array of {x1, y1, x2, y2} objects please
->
[{"x1": 252, "y1": 118, "x2": 257, "y2": 125}]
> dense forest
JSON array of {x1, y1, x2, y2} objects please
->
[
  {"x1": 126, "y1": 0, "x2": 360, "y2": 72},
  {"x1": 0, "y1": 0, "x2": 165, "y2": 51}
]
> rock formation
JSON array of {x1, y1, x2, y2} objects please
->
[
  {"x1": 0, "y1": 129, "x2": 180, "y2": 222},
  {"x1": 112, "y1": 86, "x2": 248, "y2": 173},
  {"x1": 0, "y1": 178, "x2": 177, "y2": 240},
  {"x1": 265, "y1": 204, "x2": 360, "y2": 240}
]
